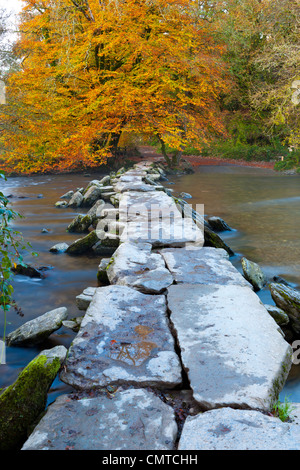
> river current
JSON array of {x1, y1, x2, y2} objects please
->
[{"x1": 1, "y1": 164, "x2": 300, "y2": 403}]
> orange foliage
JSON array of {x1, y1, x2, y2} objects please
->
[{"x1": 1, "y1": 0, "x2": 229, "y2": 174}]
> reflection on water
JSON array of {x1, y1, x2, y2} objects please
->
[
  {"x1": 1, "y1": 165, "x2": 300, "y2": 402},
  {"x1": 0, "y1": 172, "x2": 107, "y2": 403}
]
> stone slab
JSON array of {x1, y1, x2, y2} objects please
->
[
  {"x1": 75, "y1": 287, "x2": 97, "y2": 310},
  {"x1": 6, "y1": 307, "x2": 68, "y2": 346},
  {"x1": 22, "y1": 388, "x2": 177, "y2": 450},
  {"x1": 167, "y1": 283, "x2": 292, "y2": 411},
  {"x1": 119, "y1": 191, "x2": 203, "y2": 247},
  {"x1": 160, "y1": 246, "x2": 251, "y2": 287},
  {"x1": 178, "y1": 407, "x2": 300, "y2": 450},
  {"x1": 107, "y1": 241, "x2": 173, "y2": 294},
  {"x1": 60, "y1": 285, "x2": 182, "y2": 390}
]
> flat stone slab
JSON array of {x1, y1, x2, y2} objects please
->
[
  {"x1": 160, "y1": 247, "x2": 251, "y2": 287},
  {"x1": 107, "y1": 241, "x2": 173, "y2": 294},
  {"x1": 61, "y1": 285, "x2": 182, "y2": 390},
  {"x1": 22, "y1": 388, "x2": 177, "y2": 450},
  {"x1": 167, "y1": 283, "x2": 292, "y2": 411},
  {"x1": 6, "y1": 307, "x2": 68, "y2": 346},
  {"x1": 178, "y1": 407, "x2": 300, "y2": 450},
  {"x1": 119, "y1": 191, "x2": 203, "y2": 247}
]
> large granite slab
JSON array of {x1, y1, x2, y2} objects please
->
[
  {"x1": 160, "y1": 246, "x2": 251, "y2": 287},
  {"x1": 61, "y1": 285, "x2": 182, "y2": 390},
  {"x1": 178, "y1": 407, "x2": 300, "y2": 450},
  {"x1": 107, "y1": 241, "x2": 173, "y2": 294},
  {"x1": 167, "y1": 283, "x2": 292, "y2": 411},
  {"x1": 119, "y1": 191, "x2": 204, "y2": 247},
  {"x1": 22, "y1": 389, "x2": 177, "y2": 450}
]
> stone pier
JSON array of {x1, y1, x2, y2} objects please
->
[{"x1": 22, "y1": 161, "x2": 298, "y2": 451}]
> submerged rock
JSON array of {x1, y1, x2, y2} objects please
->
[
  {"x1": 6, "y1": 307, "x2": 68, "y2": 346},
  {"x1": 11, "y1": 264, "x2": 45, "y2": 279},
  {"x1": 241, "y1": 257, "x2": 266, "y2": 291},
  {"x1": 270, "y1": 283, "x2": 300, "y2": 334},
  {"x1": 0, "y1": 345, "x2": 67, "y2": 450},
  {"x1": 55, "y1": 200, "x2": 68, "y2": 208},
  {"x1": 178, "y1": 191, "x2": 192, "y2": 199}
]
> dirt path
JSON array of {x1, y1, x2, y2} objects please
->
[{"x1": 134, "y1": 145, "x2": 276, "y2": 170}]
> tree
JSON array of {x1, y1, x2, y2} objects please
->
[
  {"x1": 0, "y1": 0, "x2": 229, "y2": 173},
  {"x1": 249, "y1": 0, "x2": 300, "y2": 149}
]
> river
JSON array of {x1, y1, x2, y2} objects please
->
[{"x1": 1, "y1": 163, "x2": 300, "y2": 403}]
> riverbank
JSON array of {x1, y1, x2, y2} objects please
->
[
  {"x1": 133, "y1": 145, "x2": 277, "y2": 170},
  {"x1": 3, "y1": 160, "x2": 300, "y2": 450}
]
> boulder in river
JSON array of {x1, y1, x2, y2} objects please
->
[
  {"x1": 55, "y1": 200, "x2": 68, "y2": 208},
  {"x1": 66, "y1": 230, "x2": 99, "y2": 255},
  {"x1": 49, "y1": 242, "x2": 69, "y2": 253},
  {"x1": 207, "y1": 216, "x2": 232, "y2": 232},
  {"x1": 82, "y1": 185, "x2": 102, "y2": 207},
  {"x1": 270, "y1": 283, "x2": 300, "y2": 334},
  {"x1": 264, "y1": 304, "x2": 290, "y2": 327},
  {"x1": 67, "y1": 214, "x2": 93, "y2": 233},
  {"x1": 60, "y1": 190, "x2": 74, "y2": 200},
  {"x1": 11, "y1": 264, "x2": 45, "y2": 279},
  {"x1": 204, "y1": 225, "x2": 234, "y2": 256},
  {"x1": 97, "y1": 258, "x2": 110, "y2": 285},
  {"x1": 241, "y1": 257, "x2": 266, "y2": 291},
  {"x1": 0, "y1": 345, "x2": 67, "y2": 450},
  {"x1": 68, "y1": 190, "x2": 83, "y2": 208},
  {"x1": 6, "y1": 307, "x2": 68, "y2": 346}
]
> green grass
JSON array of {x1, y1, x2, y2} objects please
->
[{"x1": 272, "y1": 396, "x2": 295, "y2": 422}]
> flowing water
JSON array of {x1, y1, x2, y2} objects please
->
[{"x1": 1, "y1": 164, "x2": 300, "y2": 403}]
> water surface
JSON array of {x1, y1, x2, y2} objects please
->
[{"x1": 1, "y1": 164, "x2": 300, "y2": 402}]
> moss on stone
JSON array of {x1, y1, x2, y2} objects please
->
[
  {"x1": 0, "y1": 354, "x2": 61, "y2": 450},
  {"x1": 66, "y1": 230, "x2": 99, "y2": 254}
]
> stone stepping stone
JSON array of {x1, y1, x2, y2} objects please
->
[
  {"x1": 178, "y1": 407, "x2": 300, "y2": 450},
  {"x1": 60, "y1": 285, "x2": 182, "y2": 390},
  {"x1": 22, "y1": 388, "x2": 178, "y2": 450},
  {"x1": 75, "y1": 287, "x2": 97, "y2": 310},
  {"x1": 160, "y1": 247, "x2": 251, "y2": 287},
  {"x1": 167, "y1": 283, "x2": 292, "y2": 411},
  {"x1": 106, "y1": 241, "x2": 173, "y2": 294},
  {"x1": 119, "y1": 191, "x2": 203, "y2": 248}
]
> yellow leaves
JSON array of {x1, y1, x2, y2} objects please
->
[{"x1": 1, "y1": 0, "x2": 229, "y2": 174}]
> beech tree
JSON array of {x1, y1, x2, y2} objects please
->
[
  {"x1": 0, "y1": 0, "x2": 229, "y2": 173},
  {"x1": 249, "y1": 0, "x2": 300, "y2": 148}
]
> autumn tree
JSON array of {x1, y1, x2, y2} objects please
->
[
  {"x1": 0, "y1": 0, "x2": 229, "y2": 173},
  {"x1": 249, "y1": 0, "x2": 300, "y2": 149}
]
